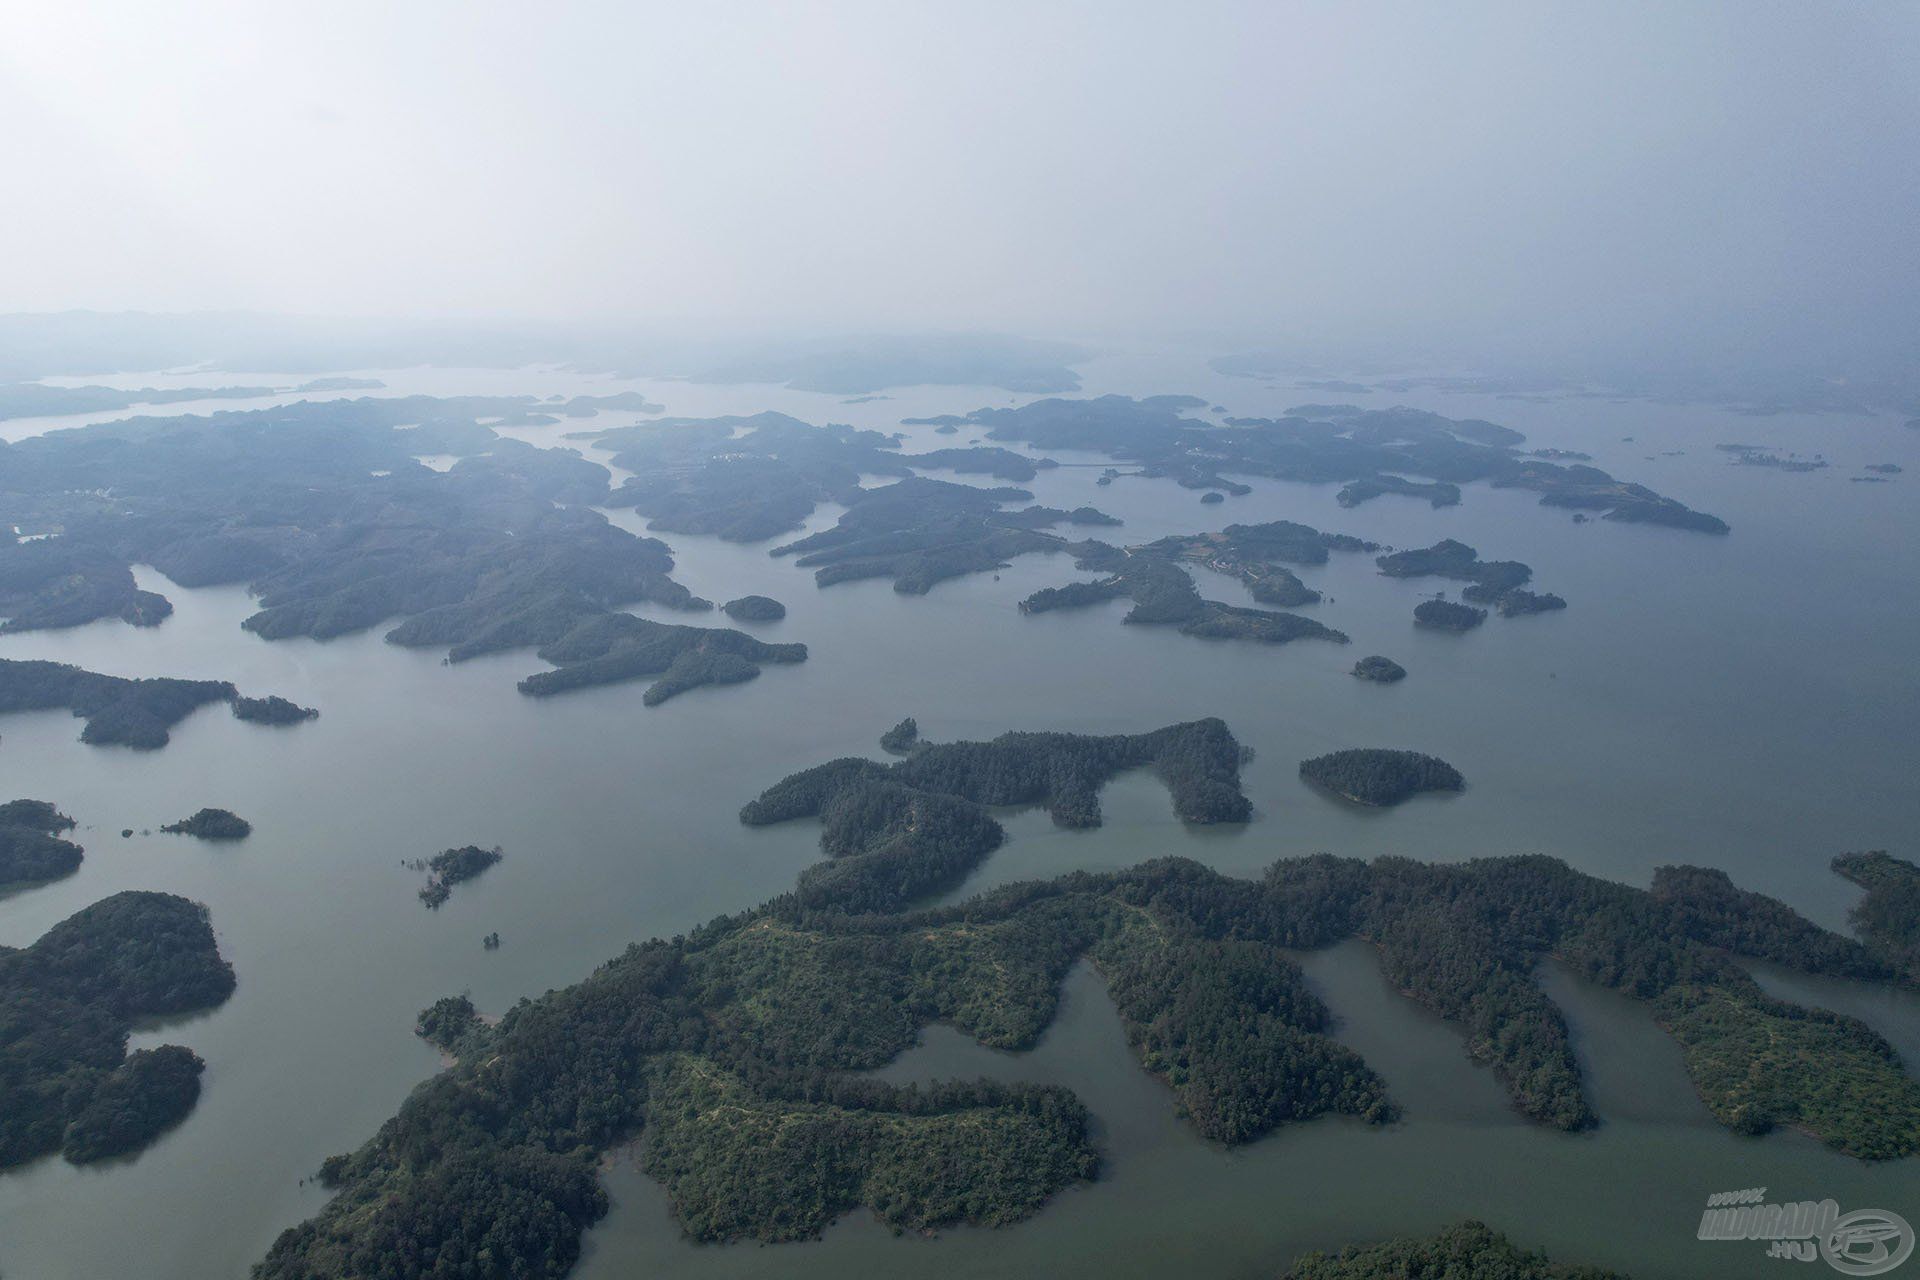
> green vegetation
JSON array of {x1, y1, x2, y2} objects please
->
[
  {"x1": 160, "y1": 808, "x2": 253, "y2": 840},
  {"x1": 1021, "y1": 534, "x2": 1353, "y2": 648},
  {"x1": 1833, "y1": 851, "x2": 1920, "y2": 981},
  {"x1": 0, "y1": 398, "x2": 815, "y2": 707},
  {"x1": 1351, "y1": 655, "x2": 1406, "y2": 683},
  {"x1": 255, "y1": 723, "x2": 1920, "y2": 1276},
  {"x1": 1414, "y1": 599, "x2": 1487, "y2": 631},
  {"x1": 772, "y1": 476, "x2": 1090, "y2": 594},
  {"x1": 720, "y1": 595, "x2": 785, "y2": 622},
  {"x1": 1299, "y1": 749, "x2": 1464, "y2": 806},
  {"x1": 1, "y1": 892, "x2": 235, "y2": 1169},
  {"x1": 0, "y1": 538, "x2": 173, "y2": 631},
  {"x1": 644, "y1": 1056, "x2": 1096, "y2": 1242},
  {"x1": 1499, "y1": 589, "x2": 1568, "y2": 616},
  {"x1": 1376, "y1": 538, "x2": 1566, "y2": 615},
  {"x1": 1283, "y1": 1220, "x2": 1627, "y2": 1279},
  {"x1": 413, "y1": 846, "x2": 504, "y2": 909},
  {"x1": 0, "y1": 657, "x2": 317, "y2": 749},
  {"x1": 0, "y1": 380, "x2": 277, "y2": 420},
  {"x1": 0, "y1": 799, "x2": 83, "y2": 887},
  {"x1": 879, "y1": 716, "x2": 919, "y2": 753},
  {"x1": 918, "y1": 396, "x2": 1727, "y2": 532},
  {"x1": 742, "y1": 719, "x2": 1249, "y2": 912},
  {"x1": 231, "y1": 695, "x2": 319, "y2": 724},
  {"x1": 59, "y1": 1045, "x2": 206, "y2": 1163},
  {"x1": 514, "y1": 613, "x2": 805, "y2": 702}
]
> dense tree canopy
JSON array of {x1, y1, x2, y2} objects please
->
[{"x1": 1, "y1": 892, "x2": 234, "y2": 1169}]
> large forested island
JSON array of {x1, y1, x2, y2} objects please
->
[
  {"x1": 0, "y1": 658, "x2": 317, "y2": 749},
  {"x1": 256, "y1": 718, "x2": 1920, "y2": 1279},
  {"x1": 0, "y1": 891, "x2": 235, "y2": 1169},
  {"x1": 1019, "y1": 519, "x2": 1367, "y2": 648},
  {"x1": 916, "y1": 395, "x2": 1728, "y2": 532},
  {"x1": 0, "y1": 398, "x2": 820, "y2": 705}
]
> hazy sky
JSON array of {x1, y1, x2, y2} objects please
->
[{"x1": 4, "y1": 2, "x2": 1916, "y2": 365}]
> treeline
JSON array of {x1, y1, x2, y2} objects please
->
[
  {"x1": 1, "y1": 892, "x2": 234, "y2": 1169},
  {"x1": 1283, "y1": 1220, "x2": 1627, "y2": 1279}
]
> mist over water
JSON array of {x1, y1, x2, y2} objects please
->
[
  {"x1": 3, "y1": 5, "x2": 1919, "y2": 1276},
  {"x1": 3, "y1": 3, "x2": 1918, "y2": 387}
]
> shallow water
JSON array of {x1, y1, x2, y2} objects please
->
[{"x1": 1, "y1": 350, "x2": 1916, "y2": 1277}]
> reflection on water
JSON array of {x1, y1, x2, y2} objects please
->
[{"x1": 1, "y1": 353, "x2": 1917, "y2": 1278}]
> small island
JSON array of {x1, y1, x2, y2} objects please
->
[
  {"x1": 0, "y1": 799, "x2": 84, "y2": 887},
  {"x1": 412, "y1": 845, "x2": 504, "y2": 909},
  {"x1": 1497, "y1": 589, "x2": 1568, "y2": 617},
  {"x1": 1414, "y1": 599, "x2": 1487, "y2": 631},
  {"x1": 721, "y1": 595, "x2": 787, "y2": 622},
  {"x1": 1299, "y1": 748, "x2": 1465, "y2": 806},
  {"x1": 1200, "y1": 491, "x2": 1225, "y2": 504},
  {"x1": 160, "y1": 808, "x2": 253, "y2": 840},
  {"x1": 231, "y1": 695, "x2": 319, "y2": 724},
  {"x1": 1351, "y1": 655, "x2": 1407, "y2": 683},
  {"x1": 879, "y1": 716, "x2": 919, "y2": 753}
]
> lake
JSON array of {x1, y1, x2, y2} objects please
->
[{"x1": 2, "y1": 348, "x2": 1916, "y2": 1278}]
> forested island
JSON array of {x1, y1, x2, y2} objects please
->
[
  {"x1": 1351, "y1": 655, "x2": 1406, "y2": 683},
  {"x1": 0, "y1": 397, "x2": 812, "y2": 707},
  {"x1": 0, "y1": 798, "x2": 83, "y2": 887},
  {"x1": 1376, "y1": 538, "x2": 1567, "y2": 615},
  {"x1": 1, "y1": 891, "x2": 235, "y2": 1169},
  {"x1": 1019, "y1": 520, "x2": 1367, "y2": 649},
  {"x1": 259, "y1": 718, "x2": 1920, "y2": 1278},
  {"x1": 915, "y1": 395, "x2": 1727, "y2": 532},
  {"x1": 578, "y1": 411, "x2": 1084, "y2": 546},
  {"x1": 0, "y1": 658, "x2": 317, "y2": 749},
  {"x1": 231, "y1": 695, "x2": 320, "y2": 725},
  {"x1": 1299, "y1": 749, "x2": 1465, "y2": 806},
  {"x1": 160, "y1": 808, "x2": 252, "y2": 840},
  {"x1": 1283, "y1": 1221, "x2": 1625, "y2": 1279},
  {"x1": 514, "y1": 613, "x2": 806, "y2": 703},
  {"x1": 769, "y1": 476, "x2": 1097, "y2": 594},
  {"x1": 412, "y1": 845, "x2": 504, "y2": 909},
  {"x1": 720, "y1": 595, "x2": 785, "y2": 622},
  {"x1": 1414, "y1": 599, "x2": 1487, "y2": 631}
]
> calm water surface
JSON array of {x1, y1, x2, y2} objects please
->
[{"x1": 1, "y1": 352, "x2": 1916, "y2": 1277}]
